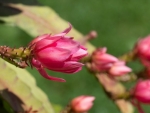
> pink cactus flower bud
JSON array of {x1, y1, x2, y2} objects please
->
[
  {"x1": 108, "y1": 61, "x2": 132, "y2": 76},
  {"x1": 134, "y1": 35, "x2": 150, "y2": 67},
  {"x1": 92, "y1": 47, "x2": 118, "y2": 63},
  {"x1": 91, "y1": 47, "x2": 118, "y2": 71},
  {"x1": 71, "y1": 95, "x2": 95, "y2": 112},
  {"x1": 132, "y1": 80, "x2": 150, "y2": 104},
  {"x1": 29, "y1": 24, "x2": 88, "y2": 82}
]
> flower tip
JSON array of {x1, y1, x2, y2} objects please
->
[
  {"x1": 68, "y1": 22, "x2": 72, "y2": 28},
  {"x1": 50, "y1": 77, "x2": 66, "y2": 82},
  {"x1": 62, "y1": 23, "x2": 72, "y2": 34},
  {"x1": 85, "y1": 96, "x2": 95, "y2": 102},
  {"x1": 57, "y1": 78, "x2": 66, "y2": 82},
  {"x1": 71, "y1": 95, "x2": 95, "y2": 112},
  {"x1": 109, "y1": 65, "x2": 132, "y2": 76}
]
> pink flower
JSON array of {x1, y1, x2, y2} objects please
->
[
  {"x1": 71, "y1": 95, "x2": 95, "y2": 112},
  {"x1": 108, "y1": 61, "x2": 132, "y2": 76},
  {"x1": 132, "y1": 80, "x2": 150, "y2": 104},
  {"x1": 134, "y1": 35, "x2": 150, "y2": 67},
  {"x1": 91, "y1": 47, "x2": 118, "y2": 71},
  {"x1": 29, "y1": 24, "x2": 88, "y2": 82}
]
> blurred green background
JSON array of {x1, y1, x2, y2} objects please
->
[{"x1": 1, "y1": 0, "x2": 150, "y2": 113}]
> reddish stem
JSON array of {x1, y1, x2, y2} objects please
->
[{"x1": 131, "y1": 99, "x2": 145, "y2": 113}]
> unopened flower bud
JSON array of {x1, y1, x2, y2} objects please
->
[
  {"x1": 134, "y1": 35, "x2": 150, "y2": 67},
  {"x1": 28, "y1": 24, "x2": 88, "y2": 82},
  {"x1": 109, "y1": 61, "x2": 132, "y2": 76},
  {"x1": 91, "y1": 47, "x2": 118, "y2": 71},
  {"x1": 71, "y1": 95, "x2": 95, "y2": 113},
  {"x1": 132, "y1": 80, "x2": 150, "y2": 103},
  {"x1": 88, "y1": 30, "x2": 97, "y2": 39}
]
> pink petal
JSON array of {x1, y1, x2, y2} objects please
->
[
  {"x1": 36, "y1": 47, "x2": 72, "y2": 65},
  {"x1": 31, "y1": 58, "x2": 65, "y2": 82},
  {"x1": 60, "y1": 67, "x2": 82, "y2": 73},
  {"x1": 57, "y1": 61, "x2": 84, "y2": 73},
  {"x1": 51, "y1": 33, "x2": 66, "y2": 37},
  {"x1": 72, "y1": 48, "x2": 88, "y2": 61},
  {"x1": 93, "y1": 62, "x2": 113, "y2": 71},
  {"x1": 113, "y1": 61, "x2": 125, "y2": 66},
  {"x1": 61, "y1": 23, "x2": 72, "y2": 34},
  {"x1": 109, "y1": 65, "x2": 132, "y2": 76},
  {"x1": 46, "y1": 61, "x2": 84, "y2": 73},
  {"x1": 34, "y1": 37, "x2": 62, "y2": 52},
  {"x1": 71, "y1": 95, "x2": 95, "y2": 112},
  {"x1": 31, "y1": 58, "x2": 42, "y2": 68},
  {"x1": 94, "y1": 53, "x2": 118, "y2": 64},
  {"x1": 63, "y1": 61, "x2": 84, "y2": 69},
  {"x1": 56, "y1": 38, "x2": 80, "y2": 54},
  {"x1": 37, "y1": 67, "x2": 66, "y2": 82},
  {"x1": 80, "y1": 45, "x2": 87, "y2": 50},
  {"x1": 51, "y1": 23, "x2": 72, "y2": 37},
  {"x1": 29, "y1": 34, "x2": 50, "y2": 46}
]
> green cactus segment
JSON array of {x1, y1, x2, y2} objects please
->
[{"x1": 0, "y1": 58, "x2": 55, "y2": 113}]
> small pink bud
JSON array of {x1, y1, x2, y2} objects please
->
[
  {"x1": 108, "y1": 61, "x2": 132, "y2": 76},
  {"x1": 134, "y1": 35, "x2": 150, "y2": 67},
  {"x1": 29, "y1": 24, "x2": 88, "y2": 82},
  {"x1": 92, "y1": 47, "x2": 118, "y2": 63},
  {"x1": 71, "y1": 95, "x2": 95, "y2": 112},
  {"x1": 91, "y1": 47, "x2": 118, "y2": 71},
  {"x1": 132, "y1": 80, "x2": 150, "y2": 104},
  {"x1": 88, "y1": 30, "x2": 97, "y2": 39},
  {"x1": 133, "y1": 80, "x2": 150, "y2": 104}
]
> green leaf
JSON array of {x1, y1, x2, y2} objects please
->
[
  {"x1": 0, "y1": 3, "x2": 95, "y2": 54},
  {"x1": 0, "y1": 58, "x2": 55, "y2": 113}
]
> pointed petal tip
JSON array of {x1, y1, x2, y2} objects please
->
[
  {"x1": 37, "y1": 67, "x2": 66, "y2": 82},
  {"x1": 51, "y1": 77, "x2": 66, "y2": 82},
  {"x1": 62, "y1": 23, "x2": 72, "y2": 34}
]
